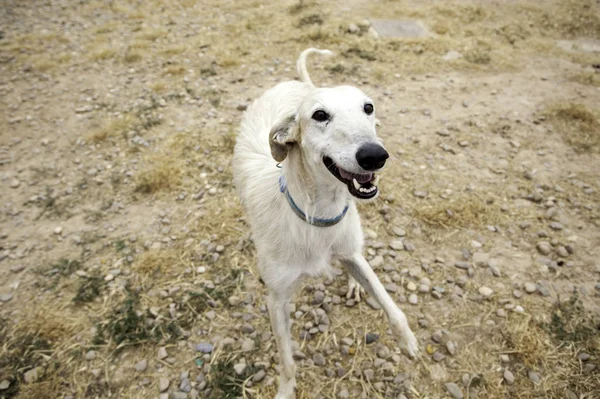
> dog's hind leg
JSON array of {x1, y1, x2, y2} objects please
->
[
  {"x1": 267, "y1": 287, "x2": 297, "y2": 399},
  {"x1": 340, "y1": 254, "x2": 419, "y2": 358}
]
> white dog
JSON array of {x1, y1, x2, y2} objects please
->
[{"x1": 233, "y1": 48, "x2": 418, "y2": 398}]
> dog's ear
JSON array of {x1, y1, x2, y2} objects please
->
[{"x1": 269, "y1": 114, "x2": 298, "y2": 162}]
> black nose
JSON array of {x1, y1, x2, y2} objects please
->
[{"x1": 356, "y1": 143, "x2": 389, "y2": 171}]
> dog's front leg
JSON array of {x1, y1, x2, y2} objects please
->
[
  {"x1": 340, "y1": 254, "x2": 418, "y2": 358},
  {"x1": 267, "y1": 288, "x2": 297, "y2": 399}
]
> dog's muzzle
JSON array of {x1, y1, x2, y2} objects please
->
[{"x1": 323, "y1": 156, "x2": 381, "y2": 199}]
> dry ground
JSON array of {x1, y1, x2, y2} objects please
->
[{"x1": 1, "y1": 0, "x2": 599, "y2": 398}]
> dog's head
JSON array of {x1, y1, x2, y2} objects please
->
[{"x1": 270, "y1": 85, "x2": 387, "y2": 200}]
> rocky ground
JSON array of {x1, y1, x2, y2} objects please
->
[{"x1": 1, "y1": 0, "x2": 599, "y2": 398}]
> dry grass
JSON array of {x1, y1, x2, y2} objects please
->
[
  {"x1": 569, "y1": 71, "x2": 600, "y2": 87},
  {"x1": 411, "y1": 194, "x2": 507, "y2": 229},
  {"x1": 88, "y1": 115, "x2": 137, "y2": 143},
  {"x1": 134, "y1": 155, "x2": 183, "y2": 194},
  {"x1": 89, "y1": 45, "x2": 117, "y2": 61},
  {"x1": 131, "y1": 246, "x2": 188, "y2": 276},
  {"x1": 545, "y1": 102, "x2": 600, "y2": 153}
]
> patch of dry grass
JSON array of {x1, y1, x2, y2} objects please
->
[
  {"x1": 412, "y1": 194, "x2": 506, "y2": 229},
  {"x1": 545, "y1": 102, "x2": 600, "y2": 153},
  {"x1": 89, "y1": 45, "x2": 117, "y2": 61},
  {"x1": 134, "y1": 155, "x2": 183, "y2": 194},
  {"x1": 123, "y1": 46, "x2": 144, "y2": 63},
  {"x1": 88, "y1": 115, "x2": 137, "y2": 143},
  {"x1": 569, "y1": 71, "x2": 600, "y2": 87},
  {"x1": 162, "y1": 64, "x2": 187, "y2": 76}
]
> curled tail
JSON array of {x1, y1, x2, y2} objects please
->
[{"x1": 296, "y1": 48, "x2": 333, "y2": 87}]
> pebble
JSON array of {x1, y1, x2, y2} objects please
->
[
  {"x1": 444, "y1": 382, "x2": 464, "y2": 399},
  {"x1": 157, "y1": 347, "x2": 168, "y2": 360},
  {"x1": 390, "y1": 240, "x2": 404, "y2": 250},
  {"x1": 578, "y1": 352, "x2": 590, "y2": 361},
  {"x1": 556, "y1": 246, "x2": 569, "y2": 258},
  {"x1": 313, "y1": 353, "x2": 326, "y2": 366},
  {"x1": 408, "y1": 294, "x2": 418, "y2": 305},
  {"x1": 446, "y1": 341, "x2": 456, "y2": 355},
  {"x1": 0, "y1": 380, "x2": 9, "y2": 390},
  {"x1": 413, "y1": 190, "x2": 428, "y2": 198},
  {"x1": 503, "y1": 369, "x2": 515, "y2": 385},
  {"x1": 10, "y1": 264, "x2": 25, "y2": 273},
  {"x1": 392, "y1": 227, "x2": 406, "y2": 237},
  {"x1": 536, "y1": 242, "x2": 552, "y2": 255},
  {"x1": 234, "y1": 363, "x2": 247, "y2": 375},
  {"x1": 363, "y1": 369, "x2": 375, "y2": 380},
  {"x1": 406, "y1": 281, "x2": 417, "y2": 291},
  {"x1": 369, "y1": 255, "x2": 384, "y2": 268},
  {"x1": 366, "y1": 297, "x2": 381, "y2": 310},
  {"x1": 479, "y1": 286, "x2": 494, "y2": 298},
  {"x1": 524, "y1": 282, "x2": 537, "y2": 293},
  {"x1": 159, "y1": 377, "x2": 170, "y2": 392},
  {"x1": 195, "y1": 342, "x2": 214, "y2": 353},
  {"x1": 180, "y1": 378, "x2": 191, "y2": 393},
  {"x1": 171, "y1": 393, "x2": 187, "y2": 399},
  {"x1": 241, "y1": 338, "x2": 255, "y2": 352},
  {"x1": 85, "y1": 350, "x2": 96, "y2": 361},
  {"x1": 0, "y1": 293, "x2": 13, "y2": 302},
  {"x1": 252, "y1": 369, "x2": 266, "y2": 382},
  {"x1": 134, "y1": 359, "x2": 148, "y2": 372},
  {"x1": 528, "y1": 371, "x2": 541, "y2": 384},
  {"x1": 365, "y1": 333, "x2": 379, "y2": 344},
  {"x1": 241, "y1": 323, "x2": 255, "y2": 334},
  {"x1": 24, "y1": 368, "x2": 38, "y2": 384},
  {"x1": 403, "y1": 241, "x2": 416, "y2": 251},
  {"x1": 454, "y1": 261, "x2": 471, "y2": 270},
  {"x1": 10, "y1": 179, "x2": 20, "y2": 188},
  {"x1": 433, "y1": 352, "x2": 446, "y2": 362}
]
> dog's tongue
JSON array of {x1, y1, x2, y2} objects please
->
[{"x1": 339, "y1": 168, "x2": 373, "y2": 184}]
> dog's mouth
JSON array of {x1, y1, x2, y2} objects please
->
[{"x1": 323, "y1": 156, "x2": 379, "y2": 199}]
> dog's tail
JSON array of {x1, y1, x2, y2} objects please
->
[{"x1": 296, "y1": 48, "x2": 333, "y2": 87}]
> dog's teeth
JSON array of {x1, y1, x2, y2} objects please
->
[
  {"x1": 372, "y1": 175, "x2": 380, "y2": 186},
  {"x1": 353, "y1": 179, "x2": 361, "y2": 190}
]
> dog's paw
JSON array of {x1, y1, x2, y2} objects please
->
[
  {"x1": 391, "y1": 323, "x2": 419, "y2": 359},
  {"x1": 346, "y1": 277, "x2": 364, "y2": 302}
]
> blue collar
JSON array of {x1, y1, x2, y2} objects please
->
[{"x1": 278, "y1": 174, "x2": 349, "y2": 227}]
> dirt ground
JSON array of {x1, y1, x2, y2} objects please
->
[{"x1": 1, "y1": 0, "x2": 599, "y2": 398}]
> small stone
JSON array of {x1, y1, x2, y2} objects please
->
[
  {"x1": 180, "y1": 378, "x2": 192, "y2": 393},
  {"x1": 408, "y1": 294, "x2": 418, "y2": 305},
  {"x1": 0, "y1": 380, "x2": 10, "y2": 390},
  {"x1": 134, "y1": 359, "x2": 148, "y2": 372},
  {"x1": 157, "y1": 347, "x2": 168, "y2": 360},
  {"x1": 392, "y1": 227, "x2": 406, "y2": 237},
  {"x1": 313, "y1": 353, "x2": 326, "y2": 366},
  {"x1": 366, "y1": 297, "x2": 381, "y2": 310},
  {"x1": 252, "y1": 369, "x2": 266, "y2": 382},
  {"x1": 159, "y1": 377, "x2": 170, "y2": 392},
  {"x1": 446, "y1": 341, "x2": 456, "y2": 355},
  {"x1": 556, "y1": 246, "x2": 569, "y2": 258},
  {"x1": 10, "y1": 179, "x2": 20, "y2": 188},
  {"x1": 479, "y1": 286, "x2": 494, "y2": 298},
  {"x1": 85, "y1": 350, "x2": 96, "y2": 361},
  {"x1": 24, "y1": 368, "x2": 38, "y2": 384},
  {"x1": 500, "y1": 354, "x2": 510, "y2": 363},
  {"x1": 524, "y1": 283, "x2": 537, "y2": 294},
  {"x1": 513, "y1": 289, "x2": 523, "y2": 298},
  {"x1": 241, "y1": 323, "x2": 255, "y2": 334},
  {"x1": 234, "y1": 363, "x2": 247, "y2": 375},
  {"x1": 578, "y1": 353, "x2": 590, "y2": 361},
  {"x1": 413, "y1": 190, "x2": 428, "y2": 198},
  {"x1": 503, "y1": 369, "x2": 515, "y2": 385},
  {"x1": 433, "y1": 352, "x2": 446, "y2": 362},
  {"x1": 369, "y1": 255, "x2": 384, "y2": 268},
  {"x1": 366, "y1": 333, "x2": 379, "y2": 344},
  {"x1": 10, "y1": 264, "x2": 25, "y2": 273},
  {"x1": 0, "y1": 293, "x2": 13, "y2": 302},
  {"x1": 403, "y1": 241, "x2": 416, "y2": 252},
  {"x1": 348, "y1": 23, "x2": 360, "y2": 34},
  {"x1": 390, "y1": 240, "x2": 404, "y2": 250},
  {"x1": 454, "y1": 261, "x2": 471, "y2": 270},
  {"x1": 528, "y1": 371, "x2": 541, "y2": 384},
  {"x1": 549, "y1": 222, "x2": 563, "y2": 230},
  {"x1": 195, "y1": 342, "x2": 214, "y2": 353},
  {"x1": 241, "y1": 338, "x2": 255, "y2": 352},
  {"x1": 444, "y1": 382, "x2": 464, "y2": 399},
  {"x1": 496, "y1": 309, "x2": 507, "y2": 317},
  {"x1": 537, "y1": 242, "x2": 552, "y2": 255},
  {"x1": 363, "y1": 369, "x2": 375, "y2": 381},
  {"x1": 406, "y1": 281, "x2": 417, "y2": 292}
]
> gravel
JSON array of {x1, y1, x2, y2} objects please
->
[
  {"x1": 313, "y1": 353, "x2": 326, "y2": 366},
  {"x1": 528, "y1": 370, "x2": 541, "y2": 384},
  {"x1": 252, "y1": 369, "x2": 266, "y2": 382},
  {"x1": 157, "y1": 347, "x2": 168, "y2": 360},
  {"x1": 134, "y1": 359, "x2": 148, "y2": 372},
  {"x1": 479, "y1": 286, "x2": 494, "y2": 298},
  {"x1": 195, "y1": 343, "x2": 214, "y2": 353},
  {"x1": 524, "y1": 282, "x2": 537, "y2": 293},
  {"x1": 365, "y1": 333, "x2": 379, "y2": 344},
  {"x1": 536, "y1": 242, "x2": 552, "y2": 255}
]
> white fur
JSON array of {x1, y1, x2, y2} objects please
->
[{"x1": 233, "y1": 48, "x2": 418, "y2": 399}]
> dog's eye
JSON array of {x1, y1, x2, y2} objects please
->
[
  {"x1": 364, "y1": 103, "x2": 374, "y2": 115},
  {"x1": 312, "y1": 110, "x2": 329, "y2": 122}
]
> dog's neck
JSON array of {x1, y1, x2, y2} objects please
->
[{"x1": 282, "y1": 149, "x2": 351, "y2": 220}]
